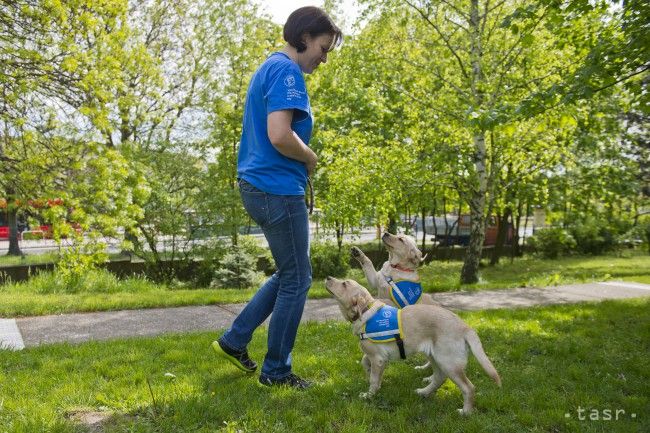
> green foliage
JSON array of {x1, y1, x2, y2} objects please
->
[
  {"x1": 310, "y1": 241, "x2": 350, "y2": 279},
  {"x1": 192, "y1": 236, "x2": 271, "y2": 288},
  {"x1": 191, "y1": 240, "x2": 229, "y2": 287},
  {"x1": 569, "y1": 217, "x2": 622, "y2": 255},
  {"x1": 528, "y1": 227, "x2": 577, "y2": 259},
  {"x1": 211, "y1": 244, "x2": 263, "y2": 290}
]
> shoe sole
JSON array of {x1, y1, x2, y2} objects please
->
[{"x1": 211, "y1": 341, "x2": 256, "y2": 373}]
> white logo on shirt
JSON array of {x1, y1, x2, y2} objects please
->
[{"x1": 284, "y1": 75, "x2": 296, "y2": 87}]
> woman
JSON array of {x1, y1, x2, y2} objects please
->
[{"x1": 212, "y1": 7, "x2": 342, "y2": 389}]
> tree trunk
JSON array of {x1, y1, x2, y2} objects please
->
[
  {"x1": 442, "y1": 195, "x2": 449, "y2": 247},
  {"x1": 511, "y1": 199, "x2": 523, "y2": 261},
  {"x1": 7, "y1": 205, "x2": 22, "y2": 256},
  {"x1": 336, "y1": 222, "x2": 343, "y2": 251},
  {"x1": 421, "y1": 207, "x2": 427, "y2": 252},
  {"x1": 522, "y1": 202, "x2": 531, "y2": 247},
  {"x1": 5, "y1": 188, "x2": 22, "y2": 256},
  {"x1": 460, "y1": 0, "x2": 488, "y2": 285},
  {"x1": 388, "y1": 216, "x2": 397, "y2": 235},
  {"x1": 432, "y1": 198, "x2": 439, "y2": 253},
  {"x1": 490, "y1": 208, "x2": 511, "y2": 266}
]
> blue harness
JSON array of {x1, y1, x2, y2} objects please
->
[
  {"x1": 385, "y1": 276, "x2": 423, "y2": 308},
  {"x1": 360, "y1": 305, "x2": 406, "y2": 359}
]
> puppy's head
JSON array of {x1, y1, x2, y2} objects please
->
[
  {"x1": 382, "y1": 232, "x2": 423, "y2": 269},
  {"x1": 325, "y1": 277, "x2": 375, "y2": 322}
]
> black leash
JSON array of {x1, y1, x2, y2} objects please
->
[{"x1": 307, "y1": 176, "x2": 314, "y2": 215}]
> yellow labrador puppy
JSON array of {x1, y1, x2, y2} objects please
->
[
  {"x1": 325, "y1": 276, "x2": 501, "y2": 415},
  {"x1": 351, "y1": 232, "x2": 437, "y2": 308}
]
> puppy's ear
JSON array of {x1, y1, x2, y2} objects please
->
[
  {"x1": 408, "y1": 248, "x2": 423, "y2": 267},
  {"x1": 353, "y1": 294, "x2": 369, "y2": 318}
]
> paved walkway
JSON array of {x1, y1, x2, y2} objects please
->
[{"x1": 2, "y1": 281, "x2": 650, "y2": 350}]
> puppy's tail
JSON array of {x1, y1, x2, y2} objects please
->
[{"x1": 464, "y1": 329, "x2": 501, "y2": 387}]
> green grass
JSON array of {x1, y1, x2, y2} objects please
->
[
  {"x1": 1, "y1": 252, "x2": 649, "y2": 317},
  {"x1": 0, "y1": 252, "x2": 61, "y2": 267},
  {"x1": 0, "y1": 252, "x2": 132, "y2": 267},
  {"x1": 412, "y1": 250, "x2": 650, "y2": 292},
  {"x1": 1, "y1": 298, "x2": 647, "y2": 432}
]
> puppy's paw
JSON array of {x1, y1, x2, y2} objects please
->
[
  {"x1": 422, "y1": 375, "x2": 433, "y2": 383},
  {"x1": 350, "y1": 246, "x2": 363, "y2": 258},
  {"x1": 457, "y1": 408, "x2": 473, "y2": 416},
  {"x1": 414, "y1": 361, "x2": 431, "y2": 370},
  {"x1": 359, "y1": 391, "x2": 374, "y2": 400}
]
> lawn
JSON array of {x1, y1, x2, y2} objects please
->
[
  {"x1": 0, "y1": 252, "x2": 649, "y2": 317},
  {"x1": 0, "y1": 298, "x2": 647, "y2": 432}
]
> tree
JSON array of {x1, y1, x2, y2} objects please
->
[
  {"x1": 1, "y1": 0, "x2": 134, "y2": 257},
  {"x1": 347, "y1": 0, "x2": 617, "y2": 282}
]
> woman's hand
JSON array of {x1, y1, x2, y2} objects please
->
[
  {"x1": 305, "y1": 149, "x2": 318, "y2": 176},
  {"x1": 268, "y1": 110, "x2": 317, "y2": 174}
]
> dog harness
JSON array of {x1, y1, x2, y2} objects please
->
[
  {"x1": 358, "y1": 304, "x2": 406, "y2": 359},
  {"x1": 385, "y1": 276, "x2": 423, "y2": 308}
]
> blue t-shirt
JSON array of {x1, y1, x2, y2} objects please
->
[{"x1": 238, "y1": 52, "x2": 313, "y2": 195}]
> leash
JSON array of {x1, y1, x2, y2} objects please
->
[{"x1": 307, "y1": 176, "x2": 314, "y2": 215}]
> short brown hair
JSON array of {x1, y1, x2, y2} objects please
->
[{"x1": 283, "y1": 6, "x2": 343, "y2": 53}]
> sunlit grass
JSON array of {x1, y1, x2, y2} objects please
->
[
  {"x1": 0, "y1": 299, "x2": 647, "y2": 432},
  {"x1": 1, "y1": 252, "x2": 648, "y2": 317}
]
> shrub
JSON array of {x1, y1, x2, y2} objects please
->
[
  {"x1": 528, "y1": 227, "x2": 576, "y2": 259},
  {"x1": 569, "y1": 218, "x2": 618, "y2": 255},
  {"x1": 211, "y1": 245, "x2": 262, "y2": 289},
  {"x1": 191, "y1": 239, "x2": 229, "y2": 287},
  {"x1": 620, "y1": 220, "x2": 650, "y2": 253},
  {"x1": 310, "y1": 241, "x2": 350, "y2": 279}
]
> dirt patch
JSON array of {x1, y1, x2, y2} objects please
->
[{"x1": 65, "y1": 408, "x2": 129, "y2": 432}]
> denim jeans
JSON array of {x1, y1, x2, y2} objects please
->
[{"x1": 220, "y1": 179, "x2": 312, "y2": 379}]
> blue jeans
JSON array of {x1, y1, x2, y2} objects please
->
[{"x1": 220, "y1": 179, "x2": 312, "y2": 379}]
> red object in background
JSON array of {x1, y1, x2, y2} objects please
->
[{"x1": 0, "y1": 198, "x2": 66, "y2": 240}]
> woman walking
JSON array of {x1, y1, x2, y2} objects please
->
[{"x1": 212, "y1": 7, "x2": 342, "y2": 389}]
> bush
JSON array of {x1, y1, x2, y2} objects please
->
[
  {"x1": 191, "y1": 238, "x2": 232, "y2": 287},
  {"x1": 620, "y1": 220, "x2": 650, "y2": 253},
  {"x1": 569, "y1": 218, "x2": 618, "y2": 255},
  {"x1": 528, "y1": 227, "x2": 576, "y2": 259},
  {"x1": 195, "y1": 236, "x2": 268, "y2": 289},
  {"x1": 211, "y1": 245, "x2": 262, "y2": 289},
  {"x1": 310, "y1": 241, "x2": 350, "y2": 279}
]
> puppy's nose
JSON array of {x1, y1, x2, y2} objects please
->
[{"x1": 326, "y1": 276, "x2": 332, "y2": 281}]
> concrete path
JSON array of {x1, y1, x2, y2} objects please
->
[{"x1": 2, "y1": 281, "x2": 649, "y2": 350}]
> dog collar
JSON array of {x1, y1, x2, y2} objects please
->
[{"x1": 390, "y1": 264, "x2": 416, "y2": 273}]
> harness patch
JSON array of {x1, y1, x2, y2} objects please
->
[
  {"x1": 361, "y1": 305, "x2": 403, "y2": 343},
  {"x1": 386, "y1": 277, "x2": 422, "y2": 308}
]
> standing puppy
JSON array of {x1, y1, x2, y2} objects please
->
[
  {"x1": 352, "y1": 232, "x2": 437, "y2": 307},
  {"x1": 325, "y1": 277, "x2": 501, "y2": 415}
]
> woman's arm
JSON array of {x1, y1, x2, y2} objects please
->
[{"x1": 267, "y1": 110, "x2": 318, "y2": 175}]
